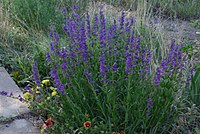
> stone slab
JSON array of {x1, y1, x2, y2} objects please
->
[
  {"x1": 0, "y1": 119, "x2": 40, "y2": 134},
  {"x1": 0, "y1": 67, "x2": 29, "y2": 118},
  {"x1": 0, "y1": 67, "x2": 22, "y2": 95},
  {"x1": 0, "y1": 67, "x2": 40, "y2": 133},
  {"x1": 0, "y1": 96, "x2": 29, "y2": 118}
]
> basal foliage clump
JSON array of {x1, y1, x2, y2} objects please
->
[{"x1": 25, "y1": 5, "x2": 191, "y2": 134}]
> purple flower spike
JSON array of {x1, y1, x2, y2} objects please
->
[
  {"x1": 63, "y1": 7, "x2": 67, "y2": 15},
  {"x1": 112, "y1": 62, "x2": 118, "y2": 72},
  {"x1": 85, "y1": 71, "x2": 93, "y2": 84},
  {"x1": 125, "y1": 49, "x2": 133, "y2": 75},
  {"x1": 99, "y1": 6, "x2": 107, "y2": 48},
  {"x1": 50, "y1": 26, "x2": 54, "y2": 39},
  {"x1": 79, "y1": 22, "x2": 89, "y2": 63},
  {"x1": 177, "y1": 50, "x2": 182, "y2": 69},
  {"x1": 50, "y1": 42, "x2": 54, "y2": 53},
  {"x1": 107, "y1": 24, "x2": 116, "y2": 55},
  {"x1": 93, "y1": 14, "x2": 99, "y2": 37},
  {"x1": 99, "y1": 56, "x2": 107, "y2": 83},
  {"x1": 73, "y1": 4, "x2": 78, "y2": 11},
  {"x1": 46, "y1": 52, "x2": 51, "y2": 63},
  {"x1": 120, "y1": 11, "x2": 125, "y2": 30},
  {"x1": 146, "y1": 97, "x2": 153, "y2": 116},
  {"x1": 130, "y1": 16, "x2": 136, "y2": 27},
  {"x1": 32, "y1": 61, "x2": 41, "y2": 87},
  {"x1": 50, "y1": 68, "x2": 65, "y2": 94},
  {"x1": 24, "y1": 85, "x2": 30, "y2": 91},
  {"x1": 154, "y1": 67, "x2": 162, "y2": 86},
  {"x1": 54, "y1": 32, "x2": 60, "y2": 53},
  {"x1": 86, "y1": 13, "x2": 91, "y2": 38}
]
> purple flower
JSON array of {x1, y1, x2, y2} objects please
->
[
  {"x1": 146, "y1": 97, "x2": 153, "y2": 116},
  {"x1": 93, "y1": 14, "x2": 99, "y2": 37},
  {"x1": 119, "y1": 11, "x2": 125, "y2": 30},
  {"x1": 86, "y1": 13, "x2": 91, "y2": 38},
  {"x1": 112, "y1": 62, "x2": 118, "y2": 72},
  {"x1": 99, "y1": 7, "x2": 106, "y2": 48},
  {"x1": 99, "y1": 56, "x2": 107, "y2": 83},
  {"x1": 46, "y1": 52, "x2": 51, "y2": 63},
  {"x1": 125, "y1": 50, "x2": 133, "y2": 74},
  {"x1": 171, "y1": 45, "x2": 179, "y2": 70},
  {"x1": 133, "y1": 36, "x2": 141, "y2": 62},
  {"x1": 141, "y1": 50, "x2": 152, "y2": 80},
  {"x1": 18, "y1": 95, "x2": 24, "y2": 102},
  {"x1": 0, "y1": 91, "x2": 8, "y2": 96},
  {"x1": 160, "y1": 60, "x2": 168, "y2": 75},
  {"x1": 63, "y1": 7, "x2": 66, "y2": 15},
  {"x1": 168, "y1": 40, "x2": 175, "y2": 61},
  {"x1": 154, "y1": 67, "x2": 162, "y2": 86},
  {"x1": 50, "y1": 42, "x2": 54, "y2": 53},
  {"x1": 155, "y1": 17, "x2": 159, "y2": 24},
  {"x1": 130, "y1": 16, "x2": 136, "y2": 27},
  {"x1": 59, "y1": 48, "x2": 68, "y2": 59},
  {"x1": 73, "y1": 4, "x2": 79, "y2": 23},
  {"x1": 50, "y1": 68, "x2": 65, "y2": 94},
  {"x1": 125, "y1": 20, "x2": 130, "y2": 32},
  {"x1": 32, "y1": 61, "x2": 41, "y2": 87},
  {"x1": 61, "y1": 62, "x2": 68, "y2": 71},
  {"x1": 150, "y1": 20, "x2": 153, "y2": 27},
  {"x1": 9, "y1": 92, "x2": 13, "y2": 97},
  {"x1": 73, "y1": 4, "x2": 78, "y2": 11},
  {"x1": 186, "y1": 67, "x2": 196, "y2": 87},
  {"x1": 84, "y1": 71, "x2": 93, "y2": 84},
  {"x1": 177, "y1": 50, "x2": 183, "y2": 69},
  {"x1": 107, "y1": 23, "x2": 117, "y2": 55},
  {"x1": 131, "y1": 32, "x2": 136, "y2": 49},
  {"x1": 80, "y1": 22, "x2": 89, "y2": 63},
  {"x1": 50, "y1": 25, "x2": 54, "y2": 39},
  {"x1": 54, "y1": 32, "x2": 60, "y2": 53},
  {"x1": 24, "y1": 85, "x2": 30, "y2": 91},
  {"x1": 94, "y1": 89, "x2": 99, "y2": 93},
  {"x1": 62, "y1": 7, "x2": 67, "y2": 19}
]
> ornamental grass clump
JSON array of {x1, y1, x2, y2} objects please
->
[{"x1": 28, "y1": 5, "x2": 191, "y2": 134}]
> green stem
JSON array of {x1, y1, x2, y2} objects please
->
[{"x1": 125, "y1": 75, "x2": 131, "y2": 128}]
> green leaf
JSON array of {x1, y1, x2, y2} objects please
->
[{"x1": 195, "y1": 127, "x2": 200, "y2": 134}]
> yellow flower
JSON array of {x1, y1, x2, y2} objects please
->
[
  {"x1": 42, "y1": 79, "x2": 50, "y2": 85},
  {"x1": 47, "y1": 97, "x2": 50, "y2": 100},
  {"x1": 23, "y1": 92, "x2": 33, "y2": 100},
  {"x1": 36, "y1": 90, "x2": 40, "y2": 94},
  {"x1": 36, "y1": 86, "x2": 41, "y2": 90},
  {"x1": 50, "y1": 86, "x2": 56, "y2": 91},
  {"x1": 38, "y1": 102, "x2": 44, "y2": 106},
  {"x1": 51, "y1": 91, "x2": 57, "y2": 96}
]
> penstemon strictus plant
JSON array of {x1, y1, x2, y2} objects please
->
[{"x1": 28, "y1": 4, "x2": 192, "y2": 134}]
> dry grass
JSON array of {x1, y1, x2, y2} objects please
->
[{"x1": 0, "y1": 4, "x2": 11, "y2": 46}]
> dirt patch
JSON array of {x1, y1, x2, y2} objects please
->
[{"x1": 161, "y1": 18, "x2": 200, "y2": 64}]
